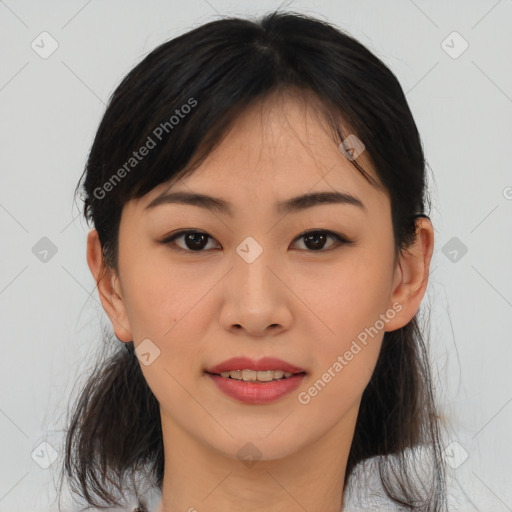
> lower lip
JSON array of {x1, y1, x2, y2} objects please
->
[{"x1": 206, "y1": 372, "x2": 306, "y2": 404}]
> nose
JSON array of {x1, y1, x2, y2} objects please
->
[{"x1": 218, "y1": 240, "x2": 293, "y2": 337}]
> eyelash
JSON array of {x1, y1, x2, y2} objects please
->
[{"x1": 160, "y1": 229, "x2": 354, "y2": 254}]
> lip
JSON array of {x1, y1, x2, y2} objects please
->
[
  {"x1": 204, "y1": 356, "x2": 306, "y2": 375},
  {"x1": 206, "y1": 372, "x2": 306, "y2": 404}
]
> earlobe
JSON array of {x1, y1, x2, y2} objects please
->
[
  {"x1": 385, "y1": 218, "x2": 434, "y2": 332},
  {"x1": 86, "y1": 229, "x2": 133, "y2": 342}
]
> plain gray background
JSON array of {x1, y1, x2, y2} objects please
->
[{"x1": 1, "y1": 1, "x2": 511, "y2": 510}]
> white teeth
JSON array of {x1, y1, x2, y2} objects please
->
[{"x1": 219, "y1": 369, "x2": 294, "y2": 382}]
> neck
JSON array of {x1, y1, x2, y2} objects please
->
[{"x1": 157, "y1": 403, "x2": 359, "y2": 512}]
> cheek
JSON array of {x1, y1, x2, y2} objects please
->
[
  {"x1": 300, "y1": 271, "x2": 388, "y2": 413},
  {"x1": 307, "y1": 251, "x2": 394, "y2": 339},
  {"x1": 119, "y1": 248, "x2": 198, "y2": 337},
  {"x1": 123, "y1": 260, "x2": 209, "y2": 404},
  {"x1": 119, "y1": 254, "x2": 214, "y2": 379},
  {"x1": 302, "y1": 250, "x2": 393, "y2": 393},
  {"x1": 299, "y1": 335, "x2": 382, "y2": 422}
]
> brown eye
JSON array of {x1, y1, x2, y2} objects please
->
[
  {"x1": 292, "y1": 230, "x2": 352, "y2": 251},
  {"x1": 162, "y1": 230, "x2": 219, "y2": 252},
  {"x1": 161, "y1": 229, "x2": 353, "y2": 254}
]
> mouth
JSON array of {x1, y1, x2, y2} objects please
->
[
  {"x1": 204, "y1": 369, "x2": 307, "y2": 404},
  {"x1": 204, "y1": 356, "x2": 307, "y2": 381},
  {"x1": 204, "y1": 369, "x2": 307, "y2": 383}
]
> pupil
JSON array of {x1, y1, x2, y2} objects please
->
[
  {"x1": 186, "y1": 233, "x2": 207, "y2": 250},
  {"x1": 305, "y1": 233, "x2": 326, "y2": 250}
]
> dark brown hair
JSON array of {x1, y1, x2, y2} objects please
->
[{"x1": 58, "y1": 9, "x2": 446, "y2": 511}]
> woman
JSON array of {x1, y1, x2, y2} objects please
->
[{"x1": 59, "y1": 10, "x2": 446, "y2": 512}]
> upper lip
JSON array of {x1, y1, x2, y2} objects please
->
[{"x1": 205, "y1": 357, "x2": 306, "y2": 375}]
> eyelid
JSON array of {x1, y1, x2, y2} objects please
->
[
  {"x1": 160, "y1": 229, "x2": 354, "y2": 253},
  {"x1": 160, "y1": 229, "x2": 219, "y2": 253}
]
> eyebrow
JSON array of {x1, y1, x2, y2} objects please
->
[{"x1": 145, "y1": 190, "x2": 366, "y2": 215}]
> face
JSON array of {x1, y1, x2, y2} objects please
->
[{"x1": 96, "y1": 93, "x2": 417, "y2": 465}]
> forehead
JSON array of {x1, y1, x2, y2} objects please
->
[{"x1": 158, "y1": 93, "x2": 381, "y2": 195}]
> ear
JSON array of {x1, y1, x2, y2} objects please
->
[
  {"x1": 86, "y1": 228, "x2": 133, "y2": 342},
  {"x1": 384, "y1": 217, "x2": 434, "y2": 332}
]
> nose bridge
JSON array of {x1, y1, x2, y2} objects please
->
[
  {"x1": 233, "y1": 234, "x2": 274, "y2": 300},
  {"x1": 220, "y1": 233, "x2": 290, "y2": 334}
]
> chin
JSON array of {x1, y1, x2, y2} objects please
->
[{"x1": 206, "y1": 428, "x2": 312, "y2": 464}]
